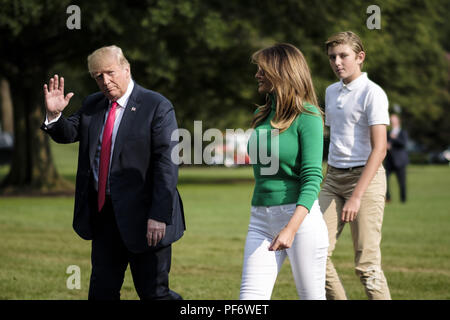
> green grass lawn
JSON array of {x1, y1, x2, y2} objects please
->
[{"x1": 0, "y1": 141, "x2": 449, "y2": 299}]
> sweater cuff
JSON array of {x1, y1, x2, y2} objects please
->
[{"x1": 296, "y1": 197, "x2": 315, "y2": 213}]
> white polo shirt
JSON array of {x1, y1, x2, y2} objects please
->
[{"x1": 325, "y1": 72, "x2": 389, "y2": 168}]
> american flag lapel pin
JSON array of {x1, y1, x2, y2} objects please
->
[{"x1": 131, "y1": 106, "x2": 136, "y2": 112}]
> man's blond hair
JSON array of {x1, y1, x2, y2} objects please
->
[{"x1": 87, "y1": 45, "x2": 130, "y2": 77}]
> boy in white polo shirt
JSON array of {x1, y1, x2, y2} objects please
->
[{"x1": 319, "y1": 31, "x2": 391, "y2": 300}]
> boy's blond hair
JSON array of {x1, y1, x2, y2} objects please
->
[{"x1": 325, "y1": 31, "x2": 365, "y2": 68}]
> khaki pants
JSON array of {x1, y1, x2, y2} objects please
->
[{"x1": 319, "y1": 165, "x2": 391, "y2": 300}]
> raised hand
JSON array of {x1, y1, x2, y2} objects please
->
[{"x1": 43, "y1": 74, "x2": 74, "y2": 121}]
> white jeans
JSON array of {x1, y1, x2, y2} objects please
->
[{"x1": 240, "y1": 201, "x2": 329, "y2": 300}]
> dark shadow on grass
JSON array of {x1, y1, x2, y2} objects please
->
[
  {"x1": 0, "y1": 171, "x2": 76, "y2": 197},
  {"x1": 178, "y1": 177, "x2": 254, "y2": 185},
  {"x1": 0, "y1": 168, "x2": 254, "y2": 196}
]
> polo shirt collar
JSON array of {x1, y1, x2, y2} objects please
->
[{"x1": 339, "y1": 72, "x2": 368, "y2": 92}]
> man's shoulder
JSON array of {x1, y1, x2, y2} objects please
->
[
  {"x1": 84, "y1": 91, "x2": 106, "y2": 105},
  {"x1": 133, "y1": 83, "x2": 172, "y2": 107}
]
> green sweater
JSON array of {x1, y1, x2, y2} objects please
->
[{"x1": 249, "y1": 98, "x2": 323, "y2": 211}]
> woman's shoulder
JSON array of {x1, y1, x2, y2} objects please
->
[
  {"x1": 295, "y1": 103, "x2": 323, "y2": 130},
  {"x1": 300, "y1": 103, "x2": 322, "y2": 118}
]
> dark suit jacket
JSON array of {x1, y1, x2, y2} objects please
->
[
  {"x1": 386, "y1": 129, "x2": 409, "y2": 169},
  {"x1": 41, "y1": 83, "x2": 185, "y2": 253}
]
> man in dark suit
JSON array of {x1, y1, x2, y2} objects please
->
[
  {"x1": 41, "y1": 45, "x2": 185, "y2": 300},
  {"x1": 385, "y1": 114, "x2": 409, "y2": 203}
]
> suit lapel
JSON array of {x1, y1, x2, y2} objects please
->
[
  {"x1": 111, "y1": 84, "x2": 142, "y2": 166},
  {"x1": 88, "y1": 98, "x2": 109, "y2": 169}
]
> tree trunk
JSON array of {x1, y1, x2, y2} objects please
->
[
  {"x1": 0, "y1": 78, "x2": 14, "y2": 134},
  {"x1": 0, "y1": 73, "x2": 73, "y2": 195}
]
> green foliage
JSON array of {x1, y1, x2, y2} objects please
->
[{"x1": 0, "y1": 0, "x2": 448, "y2": 148}]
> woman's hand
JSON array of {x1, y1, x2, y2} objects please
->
[
  {"x1": 268, "y1": 205, "x2": 309, "y2": 251},
  {"x1": 269, "y1": 226, "x2": 296, "y2": 251}
]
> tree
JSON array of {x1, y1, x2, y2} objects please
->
[
  {"x1": 0, "y1": 78, "x2": 13, "y2": 134},
  {"x1": 0, "y1": 0, "x2": 149, "y2": 193},
  {"x1": 0, "y1": 0, "x2": 448, "y2": 194}
]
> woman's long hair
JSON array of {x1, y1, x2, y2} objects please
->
[{"x1": 251, "y1": 43, "x2": 323, "y2": 132}]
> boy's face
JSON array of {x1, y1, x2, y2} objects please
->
[{"x1": 327, "y1": 44, "x2": 365, "y2": 84}]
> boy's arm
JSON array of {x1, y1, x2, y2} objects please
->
[{"x1": 341, "y1": 124, "x2": 387, "y2": 222}]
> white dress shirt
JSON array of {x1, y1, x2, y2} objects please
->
[{"x1": 93, "y1": 80, "x2": 134, "y2": 193}]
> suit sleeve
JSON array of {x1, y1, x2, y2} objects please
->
[
  {"x1": 148, "y1": 100, "x2": 179, "y2": 224},
  {"x1": 40, "y1": 103, "x2": 86, "y2": 144}
]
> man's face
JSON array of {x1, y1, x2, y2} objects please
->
[
  {"x1": 92, "y1": 56, "x2": 130, "y2": 101},
  {"x1": 327, "y1": 44, "x2": 365, "y2": 84},
  {"x1": 390, "y1": 115, "x2": 400, "y2": 127}
]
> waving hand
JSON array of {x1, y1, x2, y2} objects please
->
[{"x1": 43, "y1": 74, "x2": 74, "y2": 121}]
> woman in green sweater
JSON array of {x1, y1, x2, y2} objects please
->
[{"x1": 239, "y1": 43, "x2": 329, "y2": 300}]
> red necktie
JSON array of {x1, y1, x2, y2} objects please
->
[{"x1": 98, "y1": 101, "x2": 118, "y2": 212}]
